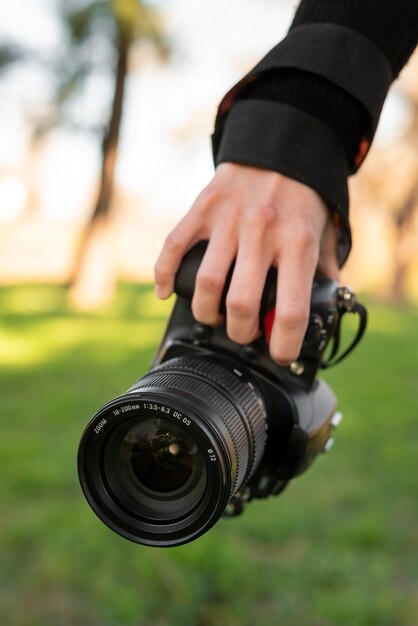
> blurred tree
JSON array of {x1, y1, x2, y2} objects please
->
[
  {"x1": 350, "y1": 52, "x2": 418, "y2": 303},
  {"x1": 61, "y1": 0, "x2": 168, "y2": 306},
  {"x1": 64, "y1": 1, "x2": 168, "y2": 303},
  {"x1": 390, "y1": 64, "x2": 418, "y2": 302},
  {"x1": 0, "y1": 0, "x2": 168, "y2": 306},
  {"x1": 350, "y1": 151, "x2": 418, "y2": 303}
]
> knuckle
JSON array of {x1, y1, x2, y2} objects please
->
[
  {"x1": 226, "y1": 294, "x2": 256, "y2": 319},
  {"x1": 197, "y1": 182, "x2": 223, "y2": 207},
  {"x1": 195, "y1": 271, "x2": 224, "y2": 294},
  {"x1": 164, "y1": 230, "x2": 184, "y2": 254},
  {"x1": 256, "y1": 202, "x2": 277, "y2": 226},
  {"x1": 276, "y1": 304, "x2": 309, "y2": 329},
  {"x1": 245, "y1": 203, "x2": 276, "y2": 235},
  {"x1": 291, "y1": 224, "x2": 318, "y2": 251}
]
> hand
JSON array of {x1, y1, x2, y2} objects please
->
[{"x1": 154, "y1": 162, "x2": 339, "y2": 365}]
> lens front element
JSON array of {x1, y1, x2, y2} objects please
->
[{"x1": 104, "y1": 417, "x2": 207, "y2": 520}]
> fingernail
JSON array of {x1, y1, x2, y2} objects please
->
[
  {"x1": 275, "y1": 359, "x2": 291, "y2": 367},
  {"x1": 155, "y1": 284, "x2": 169, "y2": 299}
]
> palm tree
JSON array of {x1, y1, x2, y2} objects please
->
[
  {"x1": 0, "y1": 0, "x2": 168, "y2": 304},
  {"x1": 60, "y1": 0, "x2": 168, "y2": 304}
]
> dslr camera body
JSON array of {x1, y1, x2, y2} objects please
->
[{"x1": 78, "y1": 242, "x2": 366, "y2": 547}]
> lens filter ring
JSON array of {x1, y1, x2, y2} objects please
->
[
  {"x1": 78, "y1": 355, "x2": 268, "y2": 547},
  {"x1": 78, "y1": 393, "x2": 232, "y2": 547}
]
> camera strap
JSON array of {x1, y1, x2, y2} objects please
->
[{"x1": 320, "y1": 288, "x2": 367, "y2": 369}]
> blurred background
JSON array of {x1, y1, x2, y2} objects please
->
[{"x1": 1, "y1": 1, "x2": 417, "y2": 625}]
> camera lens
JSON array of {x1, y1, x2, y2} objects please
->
[
  {"x1": 104, "y1": 417, "x2": 207, "y2": 519},
  {"x1": 78, "y1": 355, "x2": 267, "y2": 547}
]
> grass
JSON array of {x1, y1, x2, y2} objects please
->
[{"x1": 0, "y1": 283, "x2": 417, "y2": 626}]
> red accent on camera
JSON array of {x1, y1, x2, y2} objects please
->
[{"x1": 263, "y1": 307, "x2": 276, "y2": 345}]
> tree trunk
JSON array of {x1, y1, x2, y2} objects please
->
[
  {"x1": 390, "y1": 177, "x2": 418, "y2": 301},
  {"x1": 68, "y1": 35, "x2": 129, "y2": 306}
]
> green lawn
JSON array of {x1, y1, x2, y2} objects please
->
[{"x1": 0, "y1": 284, "x2": 417, "y2": 626}]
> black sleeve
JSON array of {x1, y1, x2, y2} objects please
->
[{"x1": 212, "y1": 0, "x2": 418, "y2": 265}]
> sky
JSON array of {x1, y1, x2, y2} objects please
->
[
  {"x1": 0, "y1": 0, "x2": 293, "y2": 222},
  {"x1": 0, "y1": 0, "x2": 412, "y2": 225}
]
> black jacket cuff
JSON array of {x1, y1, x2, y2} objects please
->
[{"x1": 213, "y1": 24, "x2": 393, "y2": 171}]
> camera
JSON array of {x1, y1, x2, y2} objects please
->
[{"x1": 78, "y1": 241, "x2": 367, "y2": 547}]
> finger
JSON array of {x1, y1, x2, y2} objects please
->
[
  {"x1": 226, "y1": 238, "x2": 272, "y2": 345},
  {"x1": 192, "y1": 232, "x2": 237, "y2": 325},
  {"x1": 154, "y1": 215, "x2": 202, "y2": 299},
  {"x1": 270, "y1": 241, "x2": 319, "y2": 365}
]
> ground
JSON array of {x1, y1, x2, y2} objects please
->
[{"x1": 0, "y1": 284, "x2": 417, "y2": 626}]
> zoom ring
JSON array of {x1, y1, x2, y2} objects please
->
[
  {"x1": 163, "y1": 357, "x2": 268, "y2": 480},
  {"x1": 128, "y1": 356, "x2": 267, "y2": 496}
]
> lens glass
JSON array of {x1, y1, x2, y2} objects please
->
[{"x1": 103, "y1": 417, "x2": 207, "y2": 520}]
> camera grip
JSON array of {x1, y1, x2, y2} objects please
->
[
  {"x1": 174, "y1": 240, "x2": 209, "y2": 300},
  {"x1": 174, "y1": 240, "x2": 336, "y2": 322},
  {"x1": 174, "y1": 240, "x2": 278, "y2": 315}
]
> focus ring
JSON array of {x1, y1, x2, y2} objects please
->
[
  {"x1": 164, "y1": 358, "x2": 267, "y2": 480},
  {"x1": 128, "y1": 356, "x2": 267, "y2": 496}
]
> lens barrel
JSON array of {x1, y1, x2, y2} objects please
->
[{"x1": 78, "y1": 356, "x2": 267, "y2": 547}]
